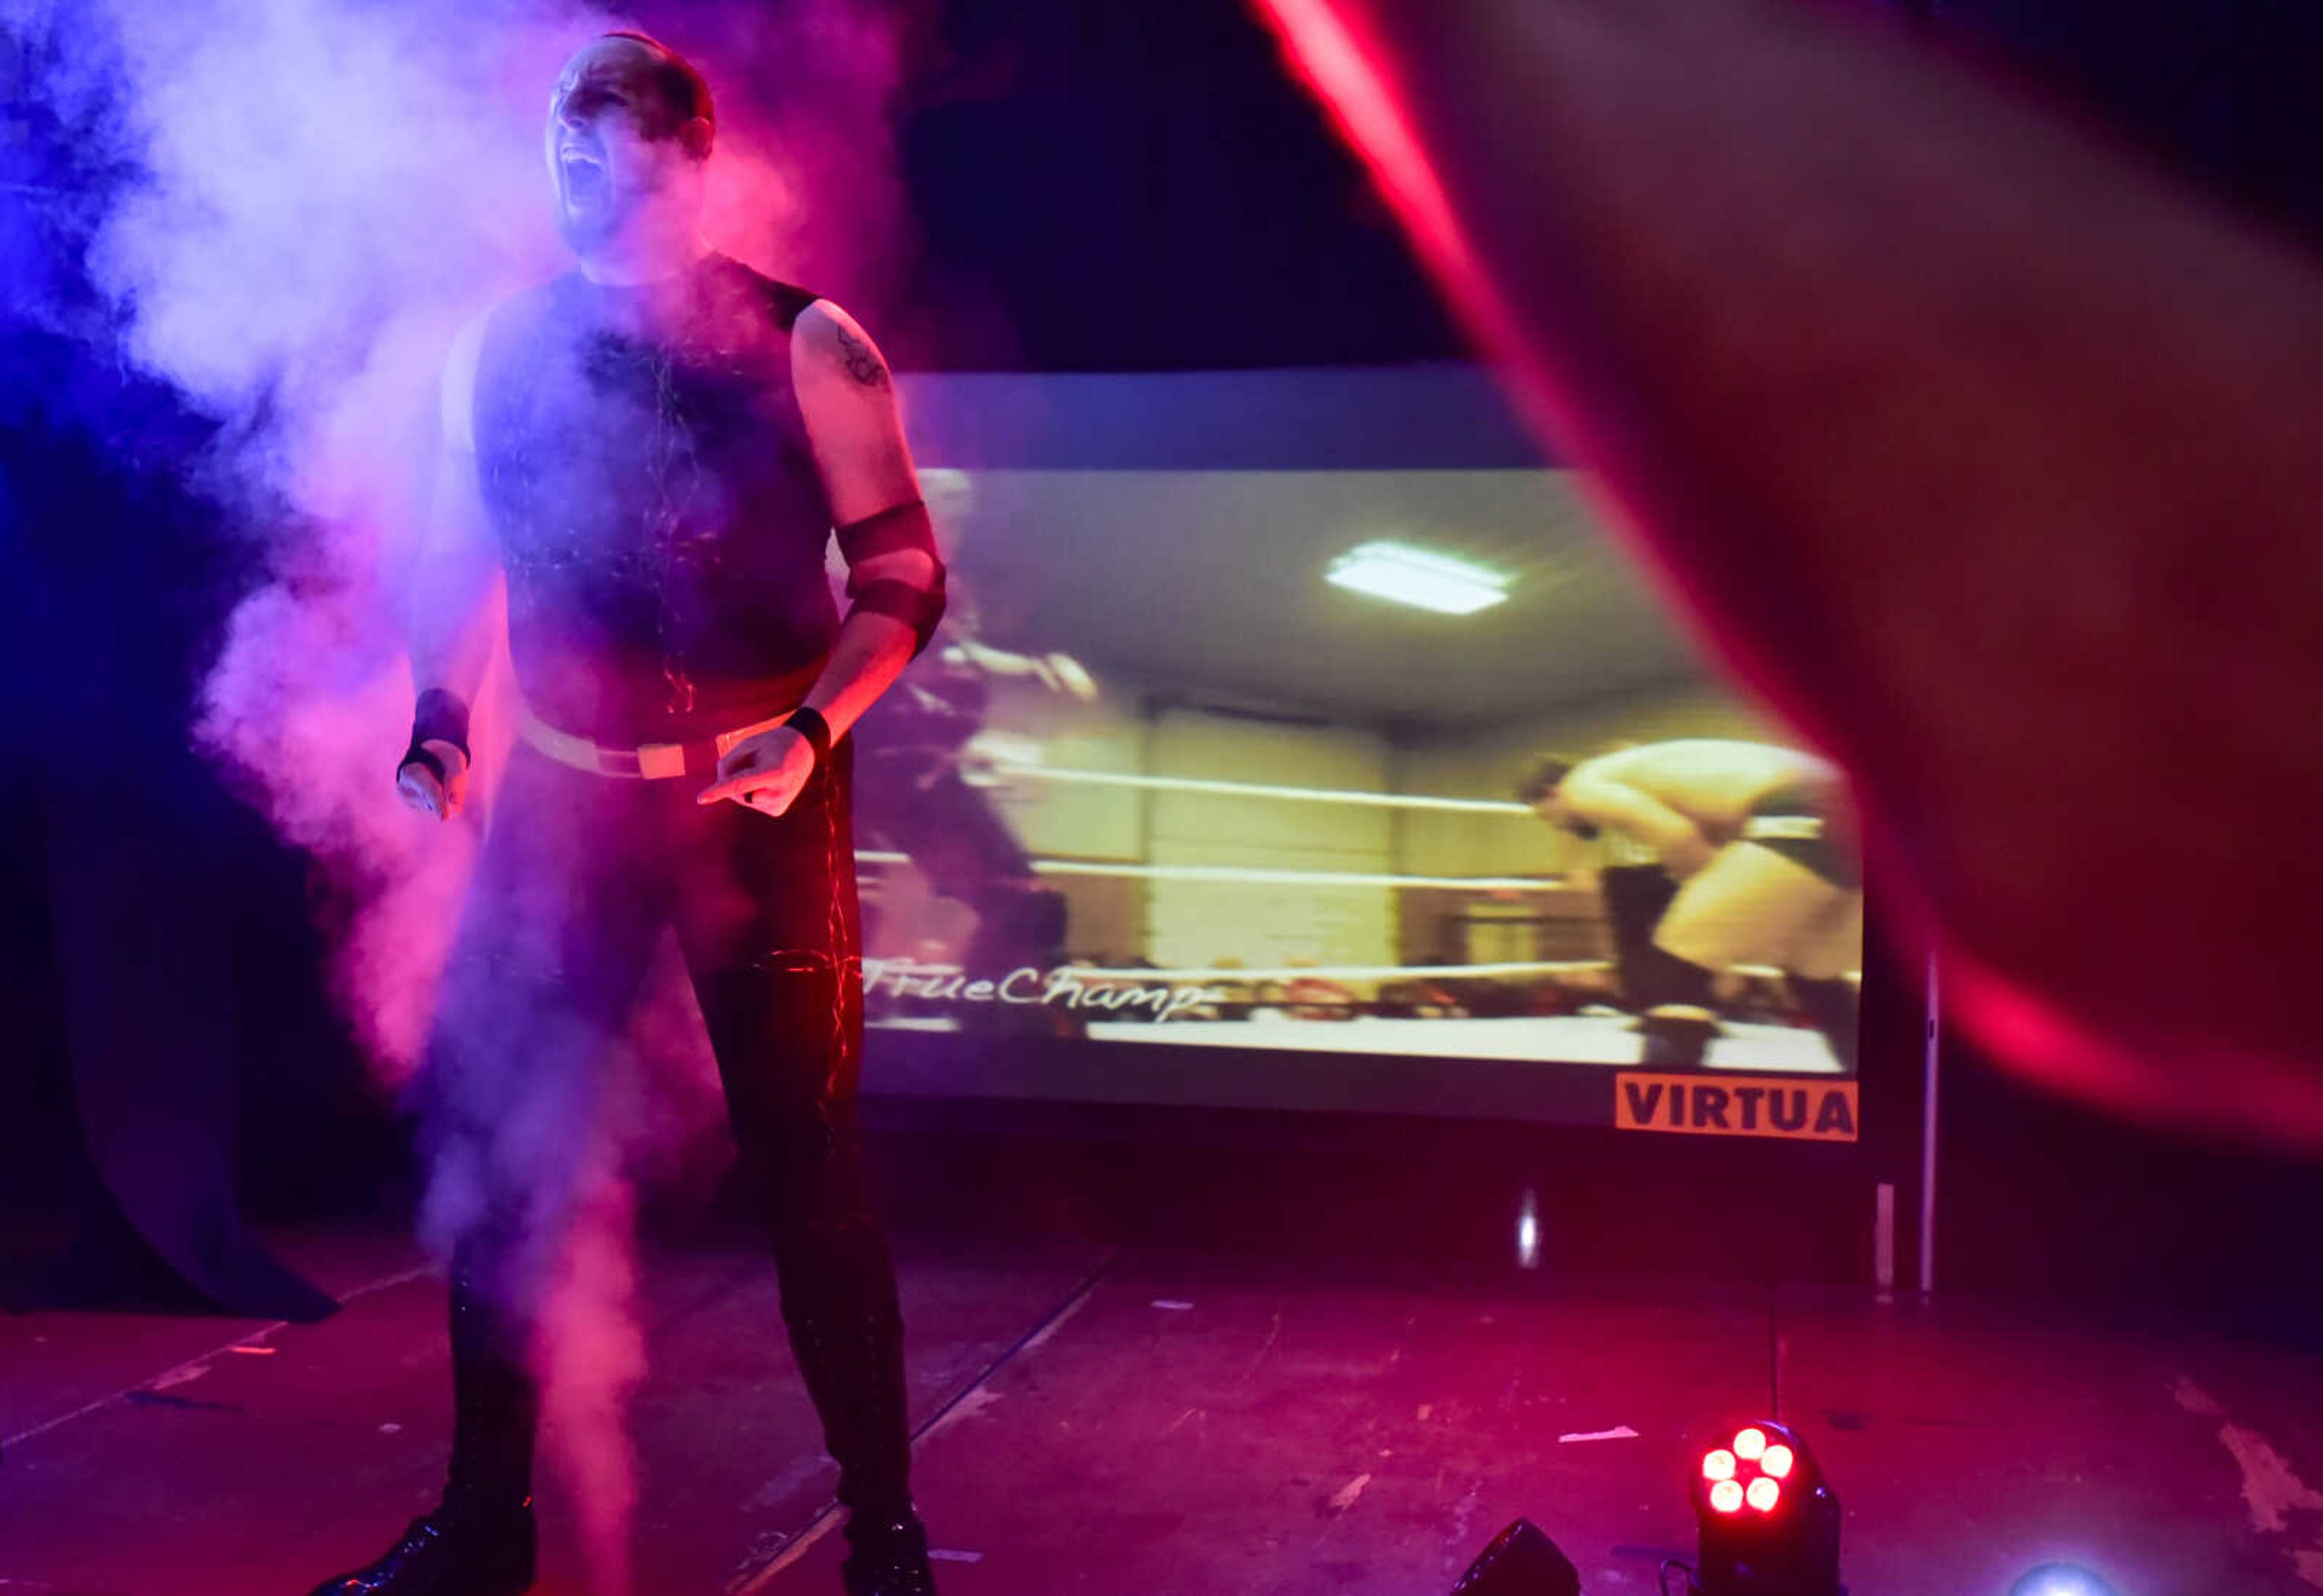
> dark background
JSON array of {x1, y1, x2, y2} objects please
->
[{"x1": 4, "y1": 0, "x2": 2321, "y2": 1323}]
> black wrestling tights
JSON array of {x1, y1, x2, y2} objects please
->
[
  {"x1": 439, "y1": 1123, "x2": 913, "y2": 1522},
  {"x1": 427, "y1": 740, "x2": 911, "y2": 1524},
  {"x1": 444, "y1": 1248, "x2": 539, "y2": 1516},
  {"x1": 761, "y1": 1116, "x2": 913, "y2": 1521}
]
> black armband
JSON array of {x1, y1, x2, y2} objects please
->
[
  {"x1": 845, "y1": 564, "x2": 950, "y2": 658},
  {"x1": 835, "y1": 499, "x2": 938, "y2": 566},
  {"x1": 782, "y1": 705, "x2": 834, "y2": 768},
  {"x1": 401, "y1": 687, "x2": 472, "y2": 783},
  {"x1": 837, "y1": 499, "x2": 949, "y2": 656}
]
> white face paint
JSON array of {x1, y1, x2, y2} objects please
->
[{"x1": 542, "y1": 39, "x2": 700, "y2": 255}]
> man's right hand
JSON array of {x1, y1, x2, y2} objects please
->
[{"x1": 397, "y1": 739, "x2": 471, "y2": 820}]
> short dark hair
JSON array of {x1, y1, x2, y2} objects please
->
[
  {"x1": 1515, "y1": 754, "x2": 1576, "y2": 806},
  {"x1": 600, "y1": 30, "x2": 716, "y2": 137}
]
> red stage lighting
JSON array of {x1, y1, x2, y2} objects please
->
[{"x1": 1688, "y1": 1419, "x2": 1840, "y2": 1596}]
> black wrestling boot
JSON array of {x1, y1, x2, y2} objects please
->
[
  {"x1": 841, "y1": 1510, "x2": 937, "y2": 1596},
  {"x1": 1788, "y1": 974, "x2": 1860, "y2": 1070},
  {"x1": 307, "y1": 1264, "x2": 543, "y2": 1594},
  {"x1": 303, "y1": 1497, "x2": 536, "y2": 1595},
  {"x1": 1636, "y1": 1002, "x2": 1722, "y2": 1066}
]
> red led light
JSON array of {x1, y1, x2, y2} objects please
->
[
  {"x1": 1702, "y1": 1449, "x2": 1737, "y2": 1482},
  {"x1": 1710, "y1": 1479, "x2": 1745, "y2": 1514},
  {"x1": 1762, "y1": 1443, "x2": 1795, "y2": 1479},
  {"x1": 1746, "y1": 1476, "x2": 1781, "y2": 1512},
  {"x1": 1733, "y1": 1427, "x2": 1768, "y2": 1461}
]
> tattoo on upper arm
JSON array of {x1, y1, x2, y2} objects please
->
[{"x1": 832, "y1": 322, "x2": 890, "y2": 390}]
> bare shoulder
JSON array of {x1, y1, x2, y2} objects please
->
[{"x1": 792, "y1": 299, "x2": 892, "y2": 393}]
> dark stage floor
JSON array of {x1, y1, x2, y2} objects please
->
[{"x1": 4, "y1": 1225, "x2": 2321, "y2": 1596}]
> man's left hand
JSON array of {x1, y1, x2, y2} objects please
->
[{"x1": 698, "y1": 725, "x2": 817, "y2": 817}]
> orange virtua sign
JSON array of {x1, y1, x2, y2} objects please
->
[{"x1": 1613, "y1": 1074, "x2": 1858, "y2": 1142}]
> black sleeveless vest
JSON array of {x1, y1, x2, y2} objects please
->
[{"x1": 471, "y1": 253, "x2": 835, "y2": 743}]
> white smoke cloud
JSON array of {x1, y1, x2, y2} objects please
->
[{"x1": 62, "y1": 0, "x2": 601, "y2": 1074}]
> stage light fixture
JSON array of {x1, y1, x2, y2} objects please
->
[
  {"x1": 2007, "y1": 1565, "x2": 2117, "y2": 1596},
  {"x1": 1688, "y1": 1419, "x2": 1841, "y2": 1596},
  {"x1": 1447, "y1": 1517, "x2": 1581, "y2": 1596}
]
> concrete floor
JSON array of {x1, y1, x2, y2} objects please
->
[{"x1": 4, "y1": 1226, "x2": 2321, "y2": 1596}]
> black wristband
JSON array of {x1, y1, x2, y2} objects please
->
[
  {"x1": 411, "y1": 688, "x2": 472, "y2": 761},
  {"x1": 400, "y1": 687, "x2": 471, "y2": 784},
  {"x1": 782, "y1": 705, "x2": 834, "y2": 768}
]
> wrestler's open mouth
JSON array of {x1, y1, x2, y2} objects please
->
[{"x1": 560, "y1": 150, "x2": 608, "y2": 209}]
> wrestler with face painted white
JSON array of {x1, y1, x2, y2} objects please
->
[{"x1": 317, "y1": 32, "x2": 946, "y2": 1596}]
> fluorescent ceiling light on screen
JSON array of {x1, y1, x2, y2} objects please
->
[{"x1": 1327, "y1": 540, "x2": 1511, "y2": 615}]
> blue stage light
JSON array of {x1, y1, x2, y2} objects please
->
[{"x1": 2008, "y1": 1565, "x2": 2119, "y2": 1596}]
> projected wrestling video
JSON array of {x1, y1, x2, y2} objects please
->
[{"x1": 856, "y1": 381, "x2": 1863, "y2": 1133}]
